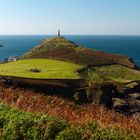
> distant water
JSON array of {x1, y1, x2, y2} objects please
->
[{"x1": 0, "y1": 35, "x2": 140, "y2": 67}]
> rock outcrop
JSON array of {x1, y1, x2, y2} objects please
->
[{"x1": 86, "y1": 82, "x2": 140, "y2": 115}]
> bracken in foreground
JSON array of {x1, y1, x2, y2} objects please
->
[{"x1": 0, "y1": 86, "x2": 139, "y2": 137}]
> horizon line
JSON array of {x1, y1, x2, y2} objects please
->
[{"x1": 0, "y1": 34, "x2": 140, "y2": 36}]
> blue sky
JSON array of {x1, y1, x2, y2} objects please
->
[{"x1": 0, "y1": 0, "x2": 140, "y2": 35}]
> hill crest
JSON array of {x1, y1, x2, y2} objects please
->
[{"x1": 21, "y1": 36, "x2": 137, "y2": 69}]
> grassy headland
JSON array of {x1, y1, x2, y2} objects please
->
[
  {"x1": 21, "y1": 36, "x2": 136, "y2": 69},
  {"x1": 0, "y1": 36, "x2": 140, "y2": 139}
]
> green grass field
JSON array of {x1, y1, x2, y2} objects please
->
[
  {"x1": 87, "y1": 64, "x2": 140, "y2": 83},
  {"x1": 0, "y1": 59, "x2": 83, "y2": 79}
]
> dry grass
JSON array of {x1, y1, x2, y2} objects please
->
[{"x1": 0, "y1": 86, "x2": 139, "y2": 136}]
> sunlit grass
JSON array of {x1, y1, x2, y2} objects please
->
[
  {"x1": 87, "y1": 64, "x2": 140, "y2": 83},
  {"x1": 0, "y1": 59, "x2": 83, "y2": 79}
]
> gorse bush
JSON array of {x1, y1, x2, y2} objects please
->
[
  {"x1": 90, "y1": 128, "x2": 122, "y2": 140},
  {"x1": 0, "y1": 104, "x2": 138, "y2": 140},
  {"x1": 89, "y1": 128, "x2": 138, "y2": 140},
  {"x1": 56, "y1": 127, "x2": 83, "y2": 140},
  {"x1": 43, "y1": 119, "x2": 69, "y2": 140},
  {"x1": 0, "y1": 104, "x2": 68, "y2": 140}
]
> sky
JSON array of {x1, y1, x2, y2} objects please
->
[{"x1": 0, "y1": 0, "x2": 140, "y2": 35}]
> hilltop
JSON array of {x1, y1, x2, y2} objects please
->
[{"x1": 21, "y1": 36, "x2": 137, "y2": 69}]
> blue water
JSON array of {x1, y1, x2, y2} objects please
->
[{"x1": 0, "y1": 35, "x2": 140, "y2": 67}]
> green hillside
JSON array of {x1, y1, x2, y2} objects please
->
[
  {"x1": 1, "y1": 36, "x2": 140, "y2": 83},
  {"x1": 85, "y1": 64, "x2": 140, "y2": 83},
  {"x1": 21, "y1": 36, "x2": 78, "y2": 59},
  {"x1": 0, "y1": 59, "x2": 83, "y2": 79},
  {"x1": 21, "y1": 36, "x2": 136, "y2": 69}
]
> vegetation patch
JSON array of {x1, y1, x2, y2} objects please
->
[
  {"x1": 0, "y1": 86, "x2": 139, "y2": 137},
  {"x1": 86, "y1": 64, "x2": 140, "y2": 83},
  {"x1": 0, "y1": 104, "x2": 138, "y2": 140},
  {"x1": 0, "y1": 59, "x2": 83, "y2": 79},
  {"x1": 21, "y1": 36, "x2": 135, "y2": 68}
]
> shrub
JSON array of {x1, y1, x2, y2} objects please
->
[
  {"x1": 0, "y1": 104, "x2": 69, "y2": 139},
  {"x1": 43, "y1": 119, "x2": 69, "y2": 140},
  {"x1": 90, "y1": 128, "x2": 122, "y2": 140},
  {"x1": 56, "y1": 127, "x2": 82, "y2": 140},
  {"x1": 90, "y1": 128, "x2": 138, "y2": 140},
  {"x1": 0, "y1": 104, "x2": 139, "y2": 140},
  {"x1": 26, "y1": 126, "x2": 42, "y2": 140},
  {"x1": 82, "y1": 122, "x2": 99, "y2": 132}
]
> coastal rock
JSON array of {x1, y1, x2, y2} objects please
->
[
  {"x1": 128, "y1": 93, "x2": 140, "y2": 100},
  {"x1": 86, "y1": 83, "x2": 117, "y2": 108},
  {"x1": 112, "y1": 91, "x2": 140, "y2": 114},
  {"x1": 128, "y1": 99, "x2": 140, "y2": 114},
  {"x1": 86, "y1": 82, "x2": 140, "y2": 115},
  {"x1": 112, "y1": 98, "x2": 130, "y2": 114}
]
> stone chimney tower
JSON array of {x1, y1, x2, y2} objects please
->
[{"x1": 58, "y1": 30, "x2": 60, "y2": 37}]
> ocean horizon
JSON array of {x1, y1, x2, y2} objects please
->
[{"x1": 0, "y1": 35, "x2": 140, "y2": 67}]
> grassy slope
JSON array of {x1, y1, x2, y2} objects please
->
[
  {"x1": 21, "y1": 36, "x2": 135, "y2": 69},
  {"x1": 0, "y1": 59, "x2": 83, "y2": 79},
  {"x1": 86, "y1": 64, "x2": 140, "y2": 83}
]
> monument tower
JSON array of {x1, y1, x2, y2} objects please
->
[{"x1": 58, "y1": 30, "x2": 60, "y2": 37}]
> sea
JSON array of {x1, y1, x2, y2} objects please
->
[{"x1": 0, "y1": 35, "x2": 140, "y2": 67}]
